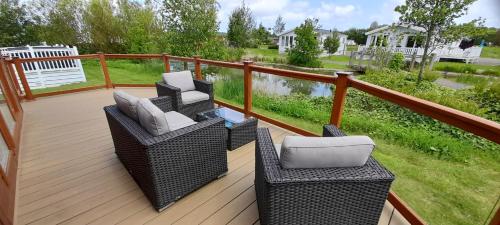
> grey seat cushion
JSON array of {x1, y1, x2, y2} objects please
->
[
  {"x1": 278, "y1": 136, "x2": 375, "y2": 168},
  {"x1": 137, "y1": 98, "x2": 170, "y2": 136},
  {"x1": 137, "y1": 98, "x2": 197, "y2": 136},
  {"x1": 164, "y1": 111, "x2": 197, "y2": 131},
  {"x1": 162, "y1": 71, "x2": 196, "y2": 92},
  {"x1": 181, "y1": 91, "x2": 210, "y2": 105},
  {"x1": 113, "y1": 91, "x2": 139, "y2": 120}
]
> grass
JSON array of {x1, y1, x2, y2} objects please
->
[
  {"x1": 433, "y1": 61, "x2": 500, "y2": 76},
  {"x1": 30, "y1": 59, "x2": 167, "y2": 95},
  {"x1": 320, "y1": 55, "x2": 351, "y2": 62},
  {"x1": 244, "y1": 47, "x2": 280, "y2": 58},
  {"x1": 347, "y1": 45, "x2": 358, "y2": 51},
  {"x1": 481, "y1": 46, "x2": 500, "y2": 59}
]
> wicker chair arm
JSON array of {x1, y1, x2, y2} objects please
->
[
  {"x1": 156, "y1": 82, "x2": 182, "y2": 109},
  {"x1": 149, "y1": 96, "x2": 174, "y2": 112},
  {"x1": 256, "y1": 128, "x2": 394, "y2": 185},
  {"x1": 322, "y1": 125, "x2": 347, "y2": 137},
  {"x1": 147, "y1": 117, "x2": 226, "y2": 145},
  {"x1": 193, "y1": 79, "x2": 214, "y2": 99}
]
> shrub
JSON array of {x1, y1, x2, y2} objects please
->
[
  {"x1": 388, "y1": 52, "x2": 405, "y2": 71},
  {"x1": 423, "y1": 70, "x2": 441, "y2": 81},
  {"x1": 268, "y1": 44, "x2": 279, "y2": 49},
  {"x1": 224, "y1": 47, "x2": 244, "y2": 62}
]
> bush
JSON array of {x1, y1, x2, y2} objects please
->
[
  {"x1": 423, "y1": 70, "x2": 441, "y2": 82},
  {"x1": 388, "y1": 52, "x2": 405, "y2": 71},
  {"x1": 268, "y1": 44, "x2": 279, "y2": 49},
  {"x1": 224, "y1": 47, "x2": 244, "y2": 62}
]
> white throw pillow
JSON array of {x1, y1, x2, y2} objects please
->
[
  {"x1": 162, "y1": 71, "x2": 196, "y2": 92},
  {"x1": 113, "y1": 91, "x2": 139, "y2": 120},
  {"x1": 137, "y1": 98, "x2": 170, "y2": 136},
  {"x1": 279, "y1": 136, "x2": 375, "y2": 168}
]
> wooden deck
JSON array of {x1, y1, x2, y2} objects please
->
[{"x1": 15, "y1": 88, "x2": 410, "y2": 225}]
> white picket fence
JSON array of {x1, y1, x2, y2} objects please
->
[{"x1": 0, "y1": 45, "x2": 86, "y2": 89}]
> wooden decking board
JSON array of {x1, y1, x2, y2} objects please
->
[{"x1": 14, "y1": 88, "x2": 408, "y2": 225}]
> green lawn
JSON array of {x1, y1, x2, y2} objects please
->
[
  {"x1": 320, "y1": 55, "x2": 350, "y2": 62},
  {"x1": 31, "y1": 59, "x2": 166, "y2": 95},
  {"x1": 433, "y1": 61, "x2": 500, "y2": 76},
  {"x1": 481, "y1": 46, "x2": 500, "y2": 59},
  {"x1": 244, "y1": 47, "x2": 280, "y2": 58},
  {"x1": 347, "y1": 45, "x2": 358, "y2": 51}
]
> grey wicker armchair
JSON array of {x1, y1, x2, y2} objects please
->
[
  {"x1": 156, "y1": 79, "x2": 214, "y2": 119},
  {"x1": 104, "y1": 96, "x2": 227, "y2": 211},
  {"x1": 255, "y1": 125, "x2": 395, "y2": 225}
]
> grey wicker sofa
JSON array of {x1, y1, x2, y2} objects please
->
[
  {"x1": 104, "y1": 96, "x2": 227, "y2": 211},
  {"x1": 156, "y1": 79, "x2": 214, "y2": 119},
  {"x1": 255, "y1": 125, "x2": 395, "y2": 225}
]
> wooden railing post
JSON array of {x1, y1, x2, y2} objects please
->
[
  {"x1": 330, "y1": 72, "x2": 352, "y2": 127},
  {"x1": 193, "y1": 56, "x2": 202, "y2": 80},
  {"x1": 243, "y1": 61, "x2": 254, "y2": 115},
  {"x1": 162, "y1": 54, "x2": 171, "y2": 73},
  {"x1": 98, "y1": 52, "x2": 113, "y2": 88},
  {"x1": 12, "y1": 57, "x2": 34, "y2": 100}
]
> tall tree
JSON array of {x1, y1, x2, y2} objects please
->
[
  {"x1": 253, "y1": 23, "x2": 271, "y2": 46},
  {"x1": 324, "y1": 33, "x2": 340, "y2": 55},
  {"x1": 273, "y1": 15, "x2": 285, "y2": 35},
  {"x1": 345, "y1": 28, "x2": 367, "y2": 45},
  {"x1": 287, "y1": 18, "x2": 322, "y2": 68},
  {"x1": 162, "y1": 0, "x2": 225, "y2": 59},
  {"x1": 84, "y1": 0, "x2": 124, "y2": 53},
  {"x1": 33, "y1": 0, "x2": 84, "y2": 46},
  {"x1": 0, "y1": 0, "x2": 39, "y2": 47},
  {"x1": 227, "y1": 2, "x2": 254, "y2": 48},
  {"x1": 395, "y1": 0, "x2": 482, "y2": 82},
  {"x1": 117, "y1": 1, "x2": 162, "y2": 53}
]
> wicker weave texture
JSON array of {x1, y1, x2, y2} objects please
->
[
  {"x1": 104, "y1": 96, "x2": 228, "y2": 211},
  {"x1": 156, "y1": 79, "x2": 214, "y2": 119},
  {"x1": 255, "y1": 125, "x2": 395, "y2": 225}
]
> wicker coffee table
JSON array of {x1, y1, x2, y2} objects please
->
[{"x1": 196, "y1": 107, "x2": 258, "y2": 150}]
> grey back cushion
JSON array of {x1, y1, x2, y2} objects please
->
[
  {"x1": 137, "y1": 98, "x2": 170, "y2": 136},
  {"x1": 279, "y1": 136, "x2": 375, "y2": 168},
  {"x1": 113, "y1": 91, "x2": 139, "y2": 120},
  {"x1": 162, "y1": 70, "x2": 196, "y2": 92}
]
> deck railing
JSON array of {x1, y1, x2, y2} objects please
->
[{"x1": 1, "y1": 53, "x2": 499, "y2": 225}]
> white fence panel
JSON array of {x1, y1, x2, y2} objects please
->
[{"x1": 0, "y1": 45, "x2": 86, "y2": 90}]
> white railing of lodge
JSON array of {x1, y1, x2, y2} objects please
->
[
  {"x1": 357, "y1": 45, "x2": 482, "y2": 62},
  {"x1": 0, "y1": 45, "x2": 86, "y2": 89}
]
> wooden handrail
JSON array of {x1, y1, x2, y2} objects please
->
[
  {"x1": 250, "y1": 64, "x2": 337, "y2": 84},
  {"x1": 194, "y1": 56, "x2": 202, "y2": 80},
  {"x1": 162, "y1": 54, "x2": 171, "y2": 73},
  {"x1": 198, "y1": 59, "x2": 244, "y2": 69},
  {"x1": 104, "y1": 54, "x2": 162, "y2": 59},
  {"x1": 350, "y1": 78, "x2": 500, "y2": 144}
]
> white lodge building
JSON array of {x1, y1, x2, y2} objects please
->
[
  {"x1": 278, "y1": 29, "x2": 348, "y2": 56},
  {"x1": 358, "y1": 24, "x2": 482, "y2": 63}
]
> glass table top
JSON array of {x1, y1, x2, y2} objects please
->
[{"x1": 201, "y1": 107, "x2": 251, "y2": 128}]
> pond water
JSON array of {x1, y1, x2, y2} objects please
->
[{"x1": 204, "y1": 66, "x2": 335, "y2": 98}]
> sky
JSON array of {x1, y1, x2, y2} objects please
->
[{"x1": 216, "y1": 0, "x2": 500, "y2": 32}]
